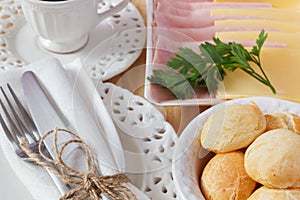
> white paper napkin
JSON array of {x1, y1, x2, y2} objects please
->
[{"x1": 0, "y1": 57, "x2": 148, "y2": 199}]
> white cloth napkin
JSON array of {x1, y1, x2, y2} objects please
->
[{"x1": 0, "y1": 58, "x2": 148, "y2": 199}]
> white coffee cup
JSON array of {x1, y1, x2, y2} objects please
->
[{"x1": 21, "y1": 0, "x2": 129, "y2": 53}]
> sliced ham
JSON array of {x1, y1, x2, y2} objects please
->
[
  {"x1": 155, "y1": 26, "x2": 280, "y2": 42},
  {"x1": 154, "y1": 0, "x2": 212, "y2": 5},
  {"x1": 155, "y1": 12, "x2": 261, "y2": 28},
  {"x1": 172, "y1": 0, "x2": 213, "y2": 2},
  {"x1": 154, "y1": 27, "x2": 203, "y2": 43},
  {"x1": 154, "y1": 1, "x2": 275, "y2": 29},
  {"x1": 155, "y1": 10, "x2": 211, "y2": 28},
  {"x1": 152, "y1": 34, "x2": 200, "y2": 66},
  {"x1": 157, "y1": 1, "x2": 272, "y2": 13}
]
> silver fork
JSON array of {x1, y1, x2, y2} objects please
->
[{"x1": 0, "y1": 83, "x2": 70, "y2": 195}]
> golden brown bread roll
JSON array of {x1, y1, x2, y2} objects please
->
[
  {"x1": 200, "y1": 102, "x2": 266, "y2": 153},
  {"x1": 265, "y1": 112, "x2": 300, "y2": 133},
  {"x1": 264, "y1": 113, "x2": 288, "y2": 131},
  {"x1": 200, "y1": 151, "x2": 256, "y2": 200},
  {"x1": 244, "y1": 129, "x2": 300, "y2": 189},
  {"x1": 248, "y1": 186, "x2": 300, "y2": 200}
]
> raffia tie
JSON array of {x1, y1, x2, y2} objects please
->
[{"x1": 20, "y1": 127, "x2": 137, "y2": 200}]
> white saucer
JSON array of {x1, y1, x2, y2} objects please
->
[{"x1": 0, "y1": 1, "x2": 145, "y2": 81}]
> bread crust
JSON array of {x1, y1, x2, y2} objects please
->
[
  {"x1": 264, "y1": 113, "x2": 288, "y2": 131},
  {"x1": 200, "y1": 151, "x2": 256, "y2": 200},
  {"x1": 248, "y1": 187, "x2": 300, "y2": 200},
  {"x1": 244, "y1": 129, "x2": 300, "y2": 189},
  {"x1": 200, "y1": 103, "x2": 266, "y2": 153},
  {"x1": 265, "y1": 112, "x2": 300, "y2": 134}
]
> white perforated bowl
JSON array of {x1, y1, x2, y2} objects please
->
[
  {"x1": 172, "y1": 97, "x2": 300, "y2": 200},
  {"x1": 99, "y1": 82, "x2": 179, "y2": 200}
]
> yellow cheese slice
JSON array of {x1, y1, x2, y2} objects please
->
[
  {"x1": 211, "y1": 8, "x2": 300, "y2": 22},
  {"x1": 213, "y1": 0, "x2": 300, "y2": 8},
  {"x1": 214, "y1": 19, "x2": 300, "y2": 33},
  {"x1": 216, "y1": 48, "x2": 300, "y2": 102},
  {"x1": 215, "y1": 31, "x2": 300, "y2": 49}
]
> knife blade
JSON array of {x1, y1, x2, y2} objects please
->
[
  {"x1": 22, "y1": 73, "x2": 70, "y2": 136},
  {"x1": 21, "y1": 70, "x2": 118, "y2": 169},
  {"x1": 21, "y1": 71, "x2": 71, "y2": 195}
]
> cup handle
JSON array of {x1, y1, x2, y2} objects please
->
[{"x1": 97, "y1": 0, "x2": 129, "y2": 22}]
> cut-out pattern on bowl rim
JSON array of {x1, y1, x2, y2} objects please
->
[{"x1": 99, "y1": 82, "x2": 179, "y2": 200}]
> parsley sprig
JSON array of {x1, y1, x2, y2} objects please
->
[{"x1": 148, "y1": 30, "x2": 276, "y2": 99}]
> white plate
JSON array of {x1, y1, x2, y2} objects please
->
[
  {"x1": 0, "y1": 74, "x2": 179, "y2": 200},
  {"x1": 172, "y1": 97, "x2": 300, "y2": 200},
  {"x1": 0, "y1": 1, "x2": 145, "y2": 81}
]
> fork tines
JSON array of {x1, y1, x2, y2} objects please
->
[{"x1": 0, "y1": 84, "x2": 39, "y2": 151}]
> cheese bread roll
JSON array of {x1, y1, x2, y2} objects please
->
[
  {"x1": 201, "y1": 151, "x2": 256, "y2": 200},
  {"x1": 248, "y1": 186, "x2": 300, "y2": 200},
  {"x1": 245, "y1": 129, "x2": 300, "y2": 189},
  {"x1": 201, "y1": 102, "x2": 266, "y2": 153}
]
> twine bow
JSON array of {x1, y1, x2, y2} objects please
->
[{"x1": 21, "y1": 127, "x2": 137, "y2": 200}]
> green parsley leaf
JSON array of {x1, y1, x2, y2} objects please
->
[
  {"x1": 147, "y1": 69, "x2": 195, "y2": 99},
  {"x1": 147, "y1": 30, "x2": 276, "y2": 99}
]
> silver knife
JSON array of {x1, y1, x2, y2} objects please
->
[
  {"x1": 21, "y1": 71, "x2": 114, "y2": 200},
  {"x1": 21, "y1": 71, "x2": 71, "y2": 195}
]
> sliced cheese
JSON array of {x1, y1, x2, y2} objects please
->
[
  {"x1": 214, "y1": 19, "x2": 300, "y2": 33},
  {"x1": 211, "y1": 8, "x2": 300, "y2": 22},
  {"x1": 215, "y1": 31, "x2": 300, "y2": 49},
  {"x1": 213, "y1": 0, "x2": 300, "y2": 8},
  {"x1": 216, "y1": 48, "x2": 300, "y2": 102}
]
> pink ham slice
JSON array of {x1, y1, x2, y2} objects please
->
[
  {"x1": 152, "y1": 34, "x2": 200, "y2": 66},
  {"x1": 172, "y1": 0, "x2": 213, "y2": 2},
  {"x1": 154, "y1": 1, "x2": 273, "y2": 28},
  {"x1": 155, "y1": 26, "x2": 280, "y2": 42},
  {"x1": 153, "y1": 0, "x2": 213, "y2": 8},
  {"x1": 157, "y1": 1, "x2": 272, "y2": 14}
]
